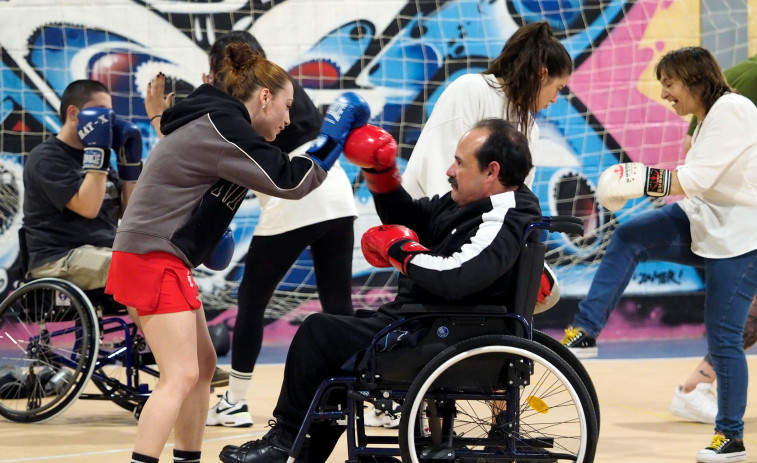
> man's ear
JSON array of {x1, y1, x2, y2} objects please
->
[
  {"x1": 66, "y1": 105, "x2": 79, "y2": 125},
  {"x1": 487, "y1": 160, "x2": 501, "y2": 182}
]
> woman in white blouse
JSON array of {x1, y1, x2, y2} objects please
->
[{"x1": 567, "y1": 46, "x2": 757, "y2": 463}]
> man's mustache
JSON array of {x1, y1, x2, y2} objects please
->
[{"x1": 448, "y1": 177, "x2": 457, "y2": 187}]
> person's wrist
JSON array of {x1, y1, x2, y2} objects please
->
[{"x1": 149, "y1": 114, "x2": 162, "y2": 122}]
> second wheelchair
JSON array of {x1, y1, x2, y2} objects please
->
[{"x1": 0, "y1": 276, "x2": 157, "y2": 422}]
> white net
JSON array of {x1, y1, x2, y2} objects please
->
[{"x1": 0, "y1": 0, "x2": 751, "y2": 329}]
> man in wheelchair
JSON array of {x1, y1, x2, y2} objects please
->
[
  {"x1": 220, "y1": 118, "x2": 545, "y2": 463},
  {"x1": 22, "y1": 79, "x2": 140, "y2": 298}
]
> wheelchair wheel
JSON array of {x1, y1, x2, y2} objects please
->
[
  {"x1": 532, "y1": 329, "x2": 600, "y2": 431},
  {"x1": 399, "y1": 334, "x2": 598, "y2": 463},
  {"x1": 0, "y1": 278, "x2": 99, "y2": 422}
]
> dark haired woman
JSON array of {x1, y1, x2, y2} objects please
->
[{"x1": 402, "y1": 20, "x2": 572, "y2": 198}]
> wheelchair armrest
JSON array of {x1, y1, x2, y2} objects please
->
[
  {"x1": 511, "y1": 241, "x2": 546, "y2": 322},
  {"x1": 523, "y1": 216, "x2": 584, "y2": 243},
  {"x1": 398, "y1": 303, "x2": 507, "y2": 315},
  {"x1": 17, "y1": 227, "x2": 29, "y2": 276},
  {"x1": 545, "y1": 215, "x2": 585, "y2": 235}
]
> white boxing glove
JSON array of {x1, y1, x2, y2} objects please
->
[{"x1": 596, "y1": 162, "x2": 671, "y2": 212}]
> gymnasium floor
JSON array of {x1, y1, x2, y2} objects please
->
[{"x1": 1, "y1": 337, "x2": 755, "y2": 462}]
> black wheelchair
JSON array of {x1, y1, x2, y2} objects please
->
[
  {"x1": 288, "y1": 216, "x2": 600, "y2": 462},
  {"x1": 0, "y1": 231, "x2": 158, "y2": 422}
]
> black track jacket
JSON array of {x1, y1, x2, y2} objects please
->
[{"x1": 373, "y1": 185, "x2": 542, "y2": 318}]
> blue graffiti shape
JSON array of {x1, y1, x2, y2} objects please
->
[
  {"x1": 26, "y1": 25, "x2": 175, "y2": 121},
  {"x1": 365, "y1": 0, "x2": 509, "y2": 92},
  {"x1": 290, "y1": 20, "x2": 375, "y2": 89},
  {"x1": 1, "y1": 51, "x2": 60, "y2": 146}
]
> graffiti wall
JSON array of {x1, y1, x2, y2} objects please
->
[{"x1": 0, "y1": 0, "x2": 752, "y2": 344}]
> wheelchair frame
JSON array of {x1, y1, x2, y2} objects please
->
[
  {"x1": 0, "y1": 231, "x2": 158, "y2": 423},
  {"x1": 287, "y1": 216, "x2": 600, "y2": 463}
]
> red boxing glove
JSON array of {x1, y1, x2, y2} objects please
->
[
  {"x1": 361, "y1": 225, "x2": 429, "y2": 274},
  {"x1": 344, "y1": 124, "x2": 401, "y2": 193},
  {"x1": 534, "y1": 263, "x2": 560, "y2": 314},
  {"x1": 344, "y1": 124, "x2": 397, "y2": 170},
  {"x1": 537, "y1": 272, "x2": 551, "y2": 303}
]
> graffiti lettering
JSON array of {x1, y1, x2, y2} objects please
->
[{"x1": 635, "y1": 270, "x2": 683, "y2": 286}]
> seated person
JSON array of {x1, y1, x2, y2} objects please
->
[
  {"x1": 219, "y1": 117, "x2": 542, "y2": 463},
  {"x1": 23, "y1": 79, "x2": 231, "y2": 388},
  {"x1": 23, "y1": 79, "x2": 140, "y2": 293}
]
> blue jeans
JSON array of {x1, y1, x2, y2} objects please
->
[{"x1": 573, "y1": 203, "x2": 757, "y2": 438}]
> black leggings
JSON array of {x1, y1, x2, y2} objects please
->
[{"x1": 231, "y1": 216, "x2": 355, "y2": 373}]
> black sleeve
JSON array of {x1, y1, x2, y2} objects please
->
[
  {"x1": 372, "y1": 188, "x2": 443, "y2": 241},
  {"x1": 210, "y1": 111, "x2": 326, "y2": 199}
]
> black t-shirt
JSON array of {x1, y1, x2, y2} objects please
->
[{"x1": 22, "y1": 136, "x2": 121, "y2": 269}]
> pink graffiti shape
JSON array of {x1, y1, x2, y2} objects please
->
[{"x1": 569, "y1": 0, "x2": 689, "y2": 168}]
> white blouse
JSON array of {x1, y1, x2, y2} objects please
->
[{"x1": 677, "y1": 93, "x2": 757, "y2": 258}]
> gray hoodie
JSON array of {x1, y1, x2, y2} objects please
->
[{"x1": 113, "y1": 84, "x2": 326, "y2": 267}]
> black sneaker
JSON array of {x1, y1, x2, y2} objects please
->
[
  {"x1": 560, "y1": 327, "x2": 598, "y2": 359},
  {"x1": 219, "y1": 421, "x2": 295, "y2": 463},
  {"x1": 696, "y1": 434, "x2": 746, "y2": 462}
]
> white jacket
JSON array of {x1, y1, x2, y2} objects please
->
[{"x1": 402, "y1": 73, "x2": 538, "y2": 199}]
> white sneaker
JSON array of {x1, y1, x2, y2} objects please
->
[
  {"x1": 364, "y1": 406, "x2": 387, "y2": 427},
  {"x1": 364, "y1": 402, "x2": 401, "y2": 428},
  {"x1": 381, "y1": 403, "x2": 401, "y2": 429},
  {"x1": 670, "y1": 383, "x2": 717, "y2": 424},
  {"x1": 206, "y1": 392, "x2": 253, "y2": 427}
]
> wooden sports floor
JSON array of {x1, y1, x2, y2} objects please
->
[{"x1": 1, "y1": 354, "x2": 756, "y2": 462}]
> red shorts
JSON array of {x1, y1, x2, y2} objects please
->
[{"x1": 105, "y1": 251, "x2": 202, "y2": 317}]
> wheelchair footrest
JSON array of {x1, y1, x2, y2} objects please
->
[
  {"x1": 138, "y1": 351, "x2": 156, "y2": 365},
  {"x1": 314, "y1": 404, "x2": 347, "y2": 423},
  {"x1": 419, "y1": 447, "x2": 455, "y2": 461}
]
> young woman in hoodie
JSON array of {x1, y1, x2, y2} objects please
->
[{"x1": 105, "y1": 42, "x2": 368, "y2": 463}]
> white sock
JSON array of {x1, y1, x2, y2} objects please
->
[{"x1": 227, "y1": 370, "x2": 252, "y2": 404}]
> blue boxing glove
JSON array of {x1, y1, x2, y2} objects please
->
[
  {"x1": 307, "y1": 91, "x2": 370, "y2": 170},
  {"x1": 112, "y1": 118, "x2": 143, "y2": 182},
  {"x1": 204, "y1": 228, "x2": 235, "y2": 271},
  {"x1": 77, "y1": 107, "x2": 115, "y2": 173}
]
